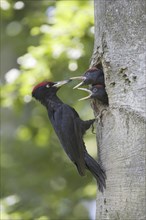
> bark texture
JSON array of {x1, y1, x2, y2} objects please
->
[{"x1": 92, "y1": 1, "x2": 146, "y2": 219}]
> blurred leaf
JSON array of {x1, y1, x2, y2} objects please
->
[{"x1": 1, "y1": 0, "x2": 96, "y2": 219}]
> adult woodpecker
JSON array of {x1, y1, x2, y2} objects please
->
[
  {"x1": 70, "y1": 67, "x2": 105, "y2": 89},
  {"x1": 32, "y1": 80, "x2": 106, "y2": 192},
  {"x1": 77, "y1": 84, "x2": 109, "y2": 105}
]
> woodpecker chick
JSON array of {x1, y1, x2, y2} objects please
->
[
  {"x1": 78, "y1": 84, "x2": 109, "y2": 105},
  {"x1": 32, "y1": 80, "x2": 106, "y2": 192},
  {"x1": 70, "y1": 67, "x2": 105, "y2": 89}
]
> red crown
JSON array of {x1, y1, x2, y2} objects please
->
[{"x1": 32, "y1": 81, "x2": 50, "y2": 92}]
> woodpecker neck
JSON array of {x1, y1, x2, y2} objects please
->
[{"x1": 45, "y1": 95, "x2": 63, "y2": 111}]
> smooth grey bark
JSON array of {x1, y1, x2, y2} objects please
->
[{"x1": 91, "y1": 1, "x2": 146, "y2": 219}]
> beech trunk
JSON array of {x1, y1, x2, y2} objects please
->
[{"x1": 92, "y1": 1, "x2": 146, "y2": 219}]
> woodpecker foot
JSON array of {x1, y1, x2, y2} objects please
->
[
  {"x1": 95, "y1": 109, "x2": 107, "y2": 126},
  {"x1": 91, "y1": 123, "x2": 96, "y2": 134}
]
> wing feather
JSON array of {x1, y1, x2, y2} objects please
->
[{"x1": 50, "y1": 104, "x2": 86, "y2": 176}]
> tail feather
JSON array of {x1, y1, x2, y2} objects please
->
[{"x1": 84, "y1": 152, "x2": 106, "y2": 192}]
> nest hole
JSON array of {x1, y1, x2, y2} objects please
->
[{"x1": 94, "y1": 62, "x2": 109, "y2": 106}]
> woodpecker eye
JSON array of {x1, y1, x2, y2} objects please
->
[
  {"x1": 46, "y1": 84, "x2": 50, "y2": 88},
  {"x1": 93, "y1": 88, "x2": 97, "y2": 93}
]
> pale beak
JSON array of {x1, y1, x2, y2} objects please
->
[
  {"x1": 70, "y1": 76, "x2": 86, "y2": 80},
  {"x1": 70, "y1": 76, "x2": 86, "y2": 89},
  {"x1": 53, "y1": 79, "x2": 71, "y2": 88},
  {"x1": 77, "y1": 87, "x2": 92, "y2": 101}
]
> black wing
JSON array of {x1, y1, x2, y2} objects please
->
[{"x1": 50, "y1": 104, "x2": 86, "y2": 176}]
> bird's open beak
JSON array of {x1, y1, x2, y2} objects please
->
[
  {"x1": 70, "y1": 76, "x2": 86, "y2": 89},
  {"x1": 53, "y1": 79, "x2": 72, "y2": 88},
  {"x1": 77, "y1": 87, "x2": 92, "y2": 101}
]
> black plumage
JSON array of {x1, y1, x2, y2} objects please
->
[
  {"x1": 32, "y1": 80, "x2": 106, "y2": 192},
  {"x1": 70, "y1": 67, "x2": 108, "y2": 104},
  {"x1": 70, "y1": 67, "x2": 105, "y2": 89},
  {"x1": 78, "y1": 84, "x2": 109, "y2": 105}
]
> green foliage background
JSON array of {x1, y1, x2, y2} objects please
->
[{"x1": 1, "y1": 1, "x2": 97, "y2": 219}]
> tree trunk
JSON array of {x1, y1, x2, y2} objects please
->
[{"x1": 92, "y1": 1, "x2": 146, "y2": 219}]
